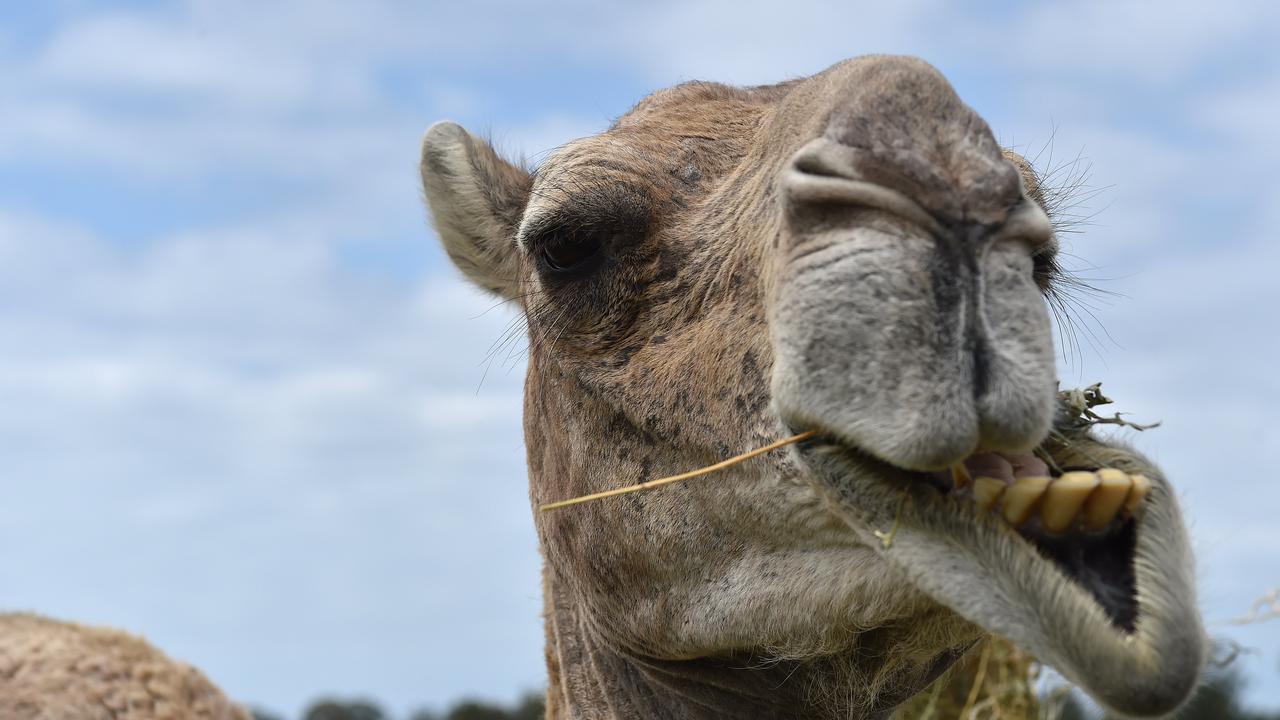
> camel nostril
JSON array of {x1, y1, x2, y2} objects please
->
[
  {"x1": 783, "y1": 138, "x2": 946, "y2": 239},
  {"x1": 790, "y1": 145, "x2": 849, "y2": 180}
]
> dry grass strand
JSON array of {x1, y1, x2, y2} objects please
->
[{"x1": 538, "y1": 431, "x2": 815, "y2": 511}]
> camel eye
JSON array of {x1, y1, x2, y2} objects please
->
[
  {"x1": 540, "y1": 230, "x2": 602, "y2": 275},
  {"x1": 525, "y1": 186, "x2": 649, "y2": 279}
]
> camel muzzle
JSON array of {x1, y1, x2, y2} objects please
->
[
  {"x1": 771, "y1": 133, "x2": 1059, "y2": 472},
  {"x1": 767, "y1": 57, "x2": 1205, "y2": 715}
]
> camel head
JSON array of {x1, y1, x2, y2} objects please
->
[{"x1": 421, "y1": 55, "x2": 1205, "y2": 719}]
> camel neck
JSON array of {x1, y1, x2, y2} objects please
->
[{"x1": 539, "y1": 566, "x2": 962, "y2": 719}]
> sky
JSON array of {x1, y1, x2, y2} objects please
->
[{"x1": 0, "y1": 0, "x2": 1278, "y2": 717}]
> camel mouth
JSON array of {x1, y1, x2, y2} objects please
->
[
  {"x1": 793, "y1": 428, "x2": 1205, "y2": 717},
  {"x1": 800, "y1": 436, "x2": 1142, "y2": 632},
  {"x1": 925, "y1": 453, "x2": 1142, "y2": 633}
]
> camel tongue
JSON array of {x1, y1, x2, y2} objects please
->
[{"x1": 963, "y1": 451, "x2": 1049, "y2": 482}]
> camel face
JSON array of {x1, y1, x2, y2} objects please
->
[{"x1": 423, "y1": 55, "x2": 1204, "y2": 718}]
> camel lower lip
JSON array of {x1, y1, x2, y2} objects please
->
[
  {"x1": 798, "y1": 428, "x2": 1204, "y2": 716},
  {"x1": 801, "y1": 434, "x2": 1142, "y2": 632}
]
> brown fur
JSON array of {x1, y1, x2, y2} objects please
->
[
  {"x1": 422, "y1": 54, "x2": 1205, "y2": 720},
  {"x1": 0, "y1": 613, "x2": 249, "y2": 720}
]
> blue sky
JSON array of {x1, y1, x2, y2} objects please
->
[{"x1": 1, "y1": 1, "x2": 1278, "y2": 717}]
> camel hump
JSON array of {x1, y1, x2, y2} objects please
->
[{"x1": 0, "y1": 612, "x2": 250, "y2": 720}]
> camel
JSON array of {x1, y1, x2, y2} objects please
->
[
  {"x1": 0, "y1": 54, "x2": 1204, "y2": 720},
  {"x1": 0, "y1": 613, "x2": 250, "y2": 719},
  {"x1": 421, "y1": 55, "x2": 1204, "y2": 718}
]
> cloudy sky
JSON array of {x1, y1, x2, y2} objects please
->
[{"x1": 1, "y1": 1, "x2": 1278, "y2": 717}]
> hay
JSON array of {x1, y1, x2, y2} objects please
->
[
  {"x1": 538, "y1": 430, "x2": 814, "y2": 511},
  {"x1": 893, "y1": 637, "x2": 1055, "y2": 720}
]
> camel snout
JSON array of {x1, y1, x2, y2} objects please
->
[{"x1": 770, "y1": 149, "x2": 1057, "y2": 470}]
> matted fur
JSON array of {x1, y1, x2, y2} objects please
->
[{"x1": 423, "y1": 55, "x2": 1204, "y2": 719}]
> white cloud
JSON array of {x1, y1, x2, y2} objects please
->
[
  {"x1": 995, "y1": 0, "x2": 1279, "y2": 82},
  {"x1": 38, "y1": 14, "x2": 317, "y2": 106},
  {"x1": 0, "y1": 208, "x2": 539, "y2": 714},
  {"x1": 3, "y1": 0, "x2": 1280, "y2": 713},
  {"x1": 598, "y1": 0, "x2": 948, "y2": 85}
]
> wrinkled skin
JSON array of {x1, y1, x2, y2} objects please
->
[{"x1": 422, "y1": 56, "x2": 1205, "y2": 719}]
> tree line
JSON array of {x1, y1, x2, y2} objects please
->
[
  {"x1": 250, "y1": 692, "x2": 544, "y2": 720},
  {"x1": 250, "y1": 662, "x2": 1278, "y2": 720}
]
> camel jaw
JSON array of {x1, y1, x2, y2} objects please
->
[{"x1": 793, "y1": 432, "x2": 1206, "y2": 718}]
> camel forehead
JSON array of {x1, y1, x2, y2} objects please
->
[
  {"x1": 531, "y1": 56, "x2": 959, "y2": 195},
  {"x1": 615, "y1": 79, "x2": 794, "y2": 128},
  {"x1": 535, "y1": 81, "x2": 787, "y2": 183},
  {"x1": 523, "y1": 55, "x2": 1021, "y2": 246},
  {"x1": 560, "y1": 56, "x2": 954, "y2": 157}
]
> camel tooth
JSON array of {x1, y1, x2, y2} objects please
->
[
  {"x1": 1084, "y1": 468, "x2": 1131, "y2": 531},
  {"x1": 951, "y1": 463, "x2": 972, "y2": 490},
  {"x1": 1125, "y1": 474, "x2": 1152, "y2": 517},
  {"x1": 1041, "y1": 471, "x2": 1100, "y2": 533},
  {"x1": 972, "y1": 477, "x2": 1005, "y2": 513},
  {"x1": 1001, "y1": 476, "x2": 1051, "y2": 527}
]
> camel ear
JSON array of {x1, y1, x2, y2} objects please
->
[{"x1": 421, "y1": 122, "x2": 532, "y2": 298}]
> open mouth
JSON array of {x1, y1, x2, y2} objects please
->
[
  {"x1": 802, "y1": 436, "x2": 1147, "y2": 632},
  {"x1": 927, "y1": 452, "x2": 1145, "y2": 633},
  {"x1": 794, "y1": 424, "x2": 1204, "y2": 717}
]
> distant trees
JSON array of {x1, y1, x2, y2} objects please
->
[
  {"x1": 252, "y1": 665, "x2": 1280, "y2": 720},
  {"x1": 409, "y1": 693, "x2": 544, "y2": 720},
  {"x1": 252, "y1": 693, "x2": 545, "y2": 720},
  {"x1": 301, "y1": 699, "x2": 388, "y2": 720}
]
